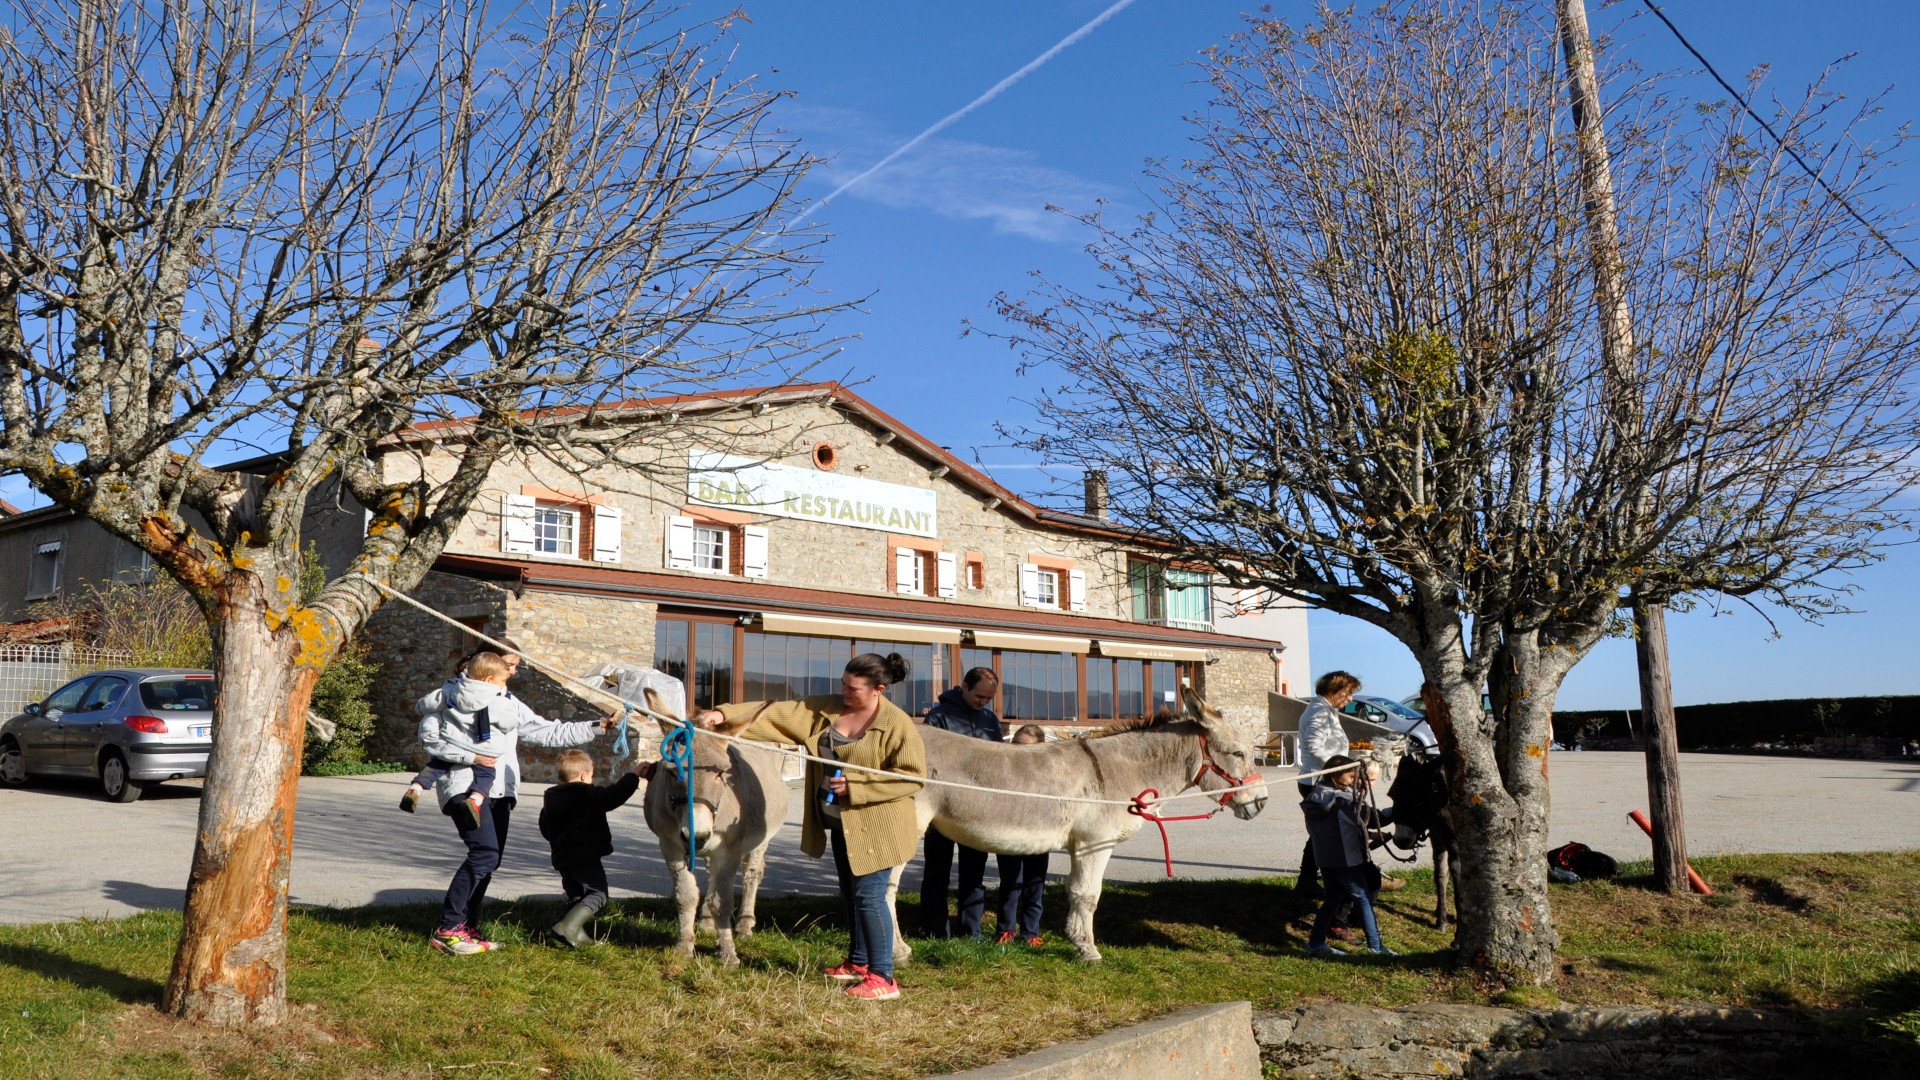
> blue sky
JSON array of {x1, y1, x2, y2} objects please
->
[{"x1": 9, "y1": 1, "x2": 1913, "y2": 709}]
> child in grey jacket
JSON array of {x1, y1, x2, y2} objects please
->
[
  {"x1": 406, "y1": 652, "x2": 521, "y2": 830},
  {"x1": 1300, "y1": 755, "x2": 1394, "y2": 956}
]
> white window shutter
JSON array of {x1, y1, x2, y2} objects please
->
[
  {"x1": 590, "y1": 504, "x2": 623, "y2": 562},
  {"x1": 1018, "y1": 563, "x2": 1041, "y2": 607},
  {"x1": 895, "y1": 547, "x2": 918, "y2": 594},
  {"x1": 501, "y1": 494, "x2": 536, "y2": 554},
  {"x1": 742, "y1": 525, "x2": 769, "y2": 579},
  {"x1": 665, "y1": 515, "x2": 696, "y2": 570},
  {"x1": 1068, "y1": 568, "x2": 1088, "y2": 612},
  {"x1": 936, "y1": 552, "x2": 957, "y2": 598}
]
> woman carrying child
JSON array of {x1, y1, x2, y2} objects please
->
[
  {"x1": 693, "y1": 652, "x2": 925, "y2": 1001},
  {"x1": 1301, "y1": 754, "x2": 1396, "y2": 957},
  {"x1": 417, "y1": 652, "x2": 620, "y2": 955}
]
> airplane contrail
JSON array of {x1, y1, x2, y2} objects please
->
[{"x1": 784, "y1": 0, "x2": 1141, "y2": 230}]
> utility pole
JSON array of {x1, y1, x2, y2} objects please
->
[{"x1": 1556, "y1": 0, "x2": 1689, "y2": 894}]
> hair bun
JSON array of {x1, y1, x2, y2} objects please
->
[{"x1": 885, "y1": 652, "x2": 910, "y2": 685}]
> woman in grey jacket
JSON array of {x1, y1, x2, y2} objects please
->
[{"x1": 416, "y1": 656, "x2": 619, "y2": 955}]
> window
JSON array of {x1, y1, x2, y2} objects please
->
[
  {"x1": 692, "y1": 524, "x2": 729, "y2": 573},
  {"x1": 1034, "y1": 569, "x2": 1059, "y2": 608},
  {"x1": 114, "y1": 543, "x2": 154, "y2": 584},
  {"x1": 899, "y1": 550, "x2": 926, "y2": 595},
  {"x1": 1130, "y1": 562, "x2": 1214, "y2": 630},
  {"x1": 654, "y1": 616, "x2": 736, "y2": 711},
  {"x1": 854, "y1": 640, "x2": 943, "y2": 716},
  {"x1": 1000, "y1": 650, "x2": 1077, "y2": 721},
  {"x1": 533, "y1": 505, "x2": 578, "y2": 556},
  {"x1": 965, "y1": 558, "x2": 984, "y2": 590},
  {"x1": 141, "y1": 677, "x2": 217, "y2": 712},
  {"x1": 743, "y1": 631, "x2": 842, "y2": 701},
  {"x1": 27, "y1": 541, "x2": 61, "y2": 599},
  {"x1": 79, "y1": 676, "x2": 130, "y2": 713},
  {"x1": 38, "y1": 676, "x2": 95, "y2": 717},
  {"x1": 1085, "y1": 657, "x2": 1147, "y2": 720}
]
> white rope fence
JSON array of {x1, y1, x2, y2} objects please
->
[{"x1": 368, "y1": 580, "x2": 1359, "y2": 808}]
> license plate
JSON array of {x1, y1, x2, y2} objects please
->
[{"x1": 190, "y1": 726, "x2": 210, "y2": 739}]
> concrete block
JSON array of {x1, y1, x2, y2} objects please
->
[{"x1": 934, "y1": 1002, "x2": 1260, "y2": 1080}]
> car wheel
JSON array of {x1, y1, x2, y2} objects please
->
[
  {"x1": 100, "y1": 751, "x2": 143, "y2": 803},
  {"x1": 0, "y1": 739, "x2": 26, "y2": 787}
]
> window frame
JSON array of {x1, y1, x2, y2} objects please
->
[
  {"x1": 26, "y1": 541, "x2": 62, "y2": 600},
  {"x1": 690, "y1": 522, "x2": 731, "y2": 574},
  {"x1": 532, "y1": 503, "x2": 580, "y2": 557},
  {"x1": 1034, "y1": 567, "x2": 1059, "y2": 608}
]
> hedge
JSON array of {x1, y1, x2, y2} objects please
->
[{"x1": 1552, "y1": 695, "x2": 1920, "y2": 750}]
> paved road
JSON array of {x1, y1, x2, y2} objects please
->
[{"x1": 3, "y1": 752, "x2": 1916, "y2": 925}]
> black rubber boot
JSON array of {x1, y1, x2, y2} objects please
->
[{"x1": 550, "y1": 903, "x2": 598, "y2": 948}]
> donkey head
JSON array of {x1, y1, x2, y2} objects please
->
[
  {"x1": 1387, "y1": 751, "x2": 1448, "y2": 849},
  {"x1": 1183, "y1": 689, "x2": 1269, "y2": 820},
  {"x1": 644, "y1": 688, "x2": 737, "y2": 849}
]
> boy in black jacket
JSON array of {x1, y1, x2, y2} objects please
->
[{"x1": 539, "y1": 749, "x2": 640, "y2": 947}]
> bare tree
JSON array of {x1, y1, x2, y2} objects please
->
[
  {"x1": 0, "y1": 0, "x2": 838, "y2": 1024},
  {"x1": 990, "y1": 1, "x2": 1920, "y2": 983}
]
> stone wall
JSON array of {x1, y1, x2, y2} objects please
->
[
  {"x1": 361, "y1": 571, "x2": 514, "y2": 763},
  {"x1": 1253, "y1": 1001, "x2": 1894, "y2": 1078},
  {"x1": 1201, "y1": 649, "x2": 1276, "y2": 745}
]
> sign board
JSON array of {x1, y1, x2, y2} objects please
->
[{"x1": 687, "y1": 451, "x2": 939, "y2": 538}]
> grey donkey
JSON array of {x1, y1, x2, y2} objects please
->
[
  {"x1": 889, "y1": 689, "x2": 1269, "y2": 963},
  {"x1": 641, "y1": 690, "x2": 789, "y2": 966}
]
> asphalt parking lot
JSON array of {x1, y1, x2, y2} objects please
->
[{"x1": 3, "y1": 751, "x2": 1916, "y2": 925}]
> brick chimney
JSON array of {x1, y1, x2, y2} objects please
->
[{"x1": 1083, "y1": 469, "x2": 1109, "y2": 520}]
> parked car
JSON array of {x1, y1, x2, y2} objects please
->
[
  {"x1": 1339, "y1": 694, "x2": 1439, "y2": 755},
  {"x1": 0, "y1": 668, "x2": 217, "y2": 802},
  {"x1": 1398, "y1": 691, "x2": 1495, "y2": 723}
]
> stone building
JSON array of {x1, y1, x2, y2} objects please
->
[
  {"x1": 360, "y1": 383, "x2": 1308, "y2": 778},
  {"x1": 0, "y1": 383, "x2": 1309, "y2": 780}
]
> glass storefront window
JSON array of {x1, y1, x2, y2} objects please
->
[
  {"x1": 1149, "y1": 659, "x2": 1179, "y2": 717},
  {"x1": 854, "y1": 640, "x2": 942, "y2": 717},
  {"x1": 1086, "y1": 657, "x2": 1114, "y2": 719},
  {"x1": 653, "y1": 617, "x2": 734, "y2": 711},
  {"x1": 1001, "y1": 650, "x2": 1077, "y2": 722},
  {"x1": 744, "y1": 631, "x2": 842, "y2": 701},
  {"x1": 1117, "y1": 658, "x2": 1145, "y2": 719},
  {"x1": 693, "y1": 621, "x2": 734, "y2": 710}
]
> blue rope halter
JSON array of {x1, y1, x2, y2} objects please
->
[
  {"x1": 610, "y1": 704, "x2": 632, "y2": 761},
  {"x1": 657, "y1": 722, "x2": 698, "y2": 857}
]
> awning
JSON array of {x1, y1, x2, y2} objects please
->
[
  {"x1": 756, "y1": 612, "x2": 961, "y2": 646},
  {"x1": 1094, "y1": 640, "x2": 1212, "y2": 663},
  {"x1": 967, "y1": 629, "x2": 1091, "y2": 655}
]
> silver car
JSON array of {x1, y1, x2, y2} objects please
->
[{"x1": 0, "y1": 668, "x2": 217, "y2": 801}]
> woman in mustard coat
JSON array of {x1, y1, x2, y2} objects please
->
[{"x1": 700, "y1": 652, "x2": 926, "y2": 1001}]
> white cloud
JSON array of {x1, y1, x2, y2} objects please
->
[{"x1": 787, "y1": 106, "x2": 1116, "y2": 242}]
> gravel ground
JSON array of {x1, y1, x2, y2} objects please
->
[{"x1": 3, "y1": 751, "x2": 1915, "y2": 925}]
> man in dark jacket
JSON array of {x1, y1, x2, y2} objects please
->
[
  {"x1": 538, "y1": 748, "x2": 641, "y2": 947},
  {"x1": 917, "y1": 667, "x2": 1003, "y2": 938}
]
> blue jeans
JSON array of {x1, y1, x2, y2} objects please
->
[
  {"x1": 441, "y1": 796, "x2": 514, "y2": 932},
  {"x1": 829, "y1": 826, "x2": 895, "y2": 978},
  {"x1": 996, "y1": 852, "x2": 1049, "y2": 939},
  {"x1": 1309, "y1": 865, "x2": 1380, "y2": 950}
]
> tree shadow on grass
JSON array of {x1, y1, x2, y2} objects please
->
[{"x1": 0, "y1": 942, "x2": 161, "y2": 1003}]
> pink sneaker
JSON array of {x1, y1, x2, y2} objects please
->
[
  {"x1": 844, "y1": 972, "x2": 900, "y2": 1000},
  {"x1": 822, "y1": 960, "x2": 869, "y2": 984}
]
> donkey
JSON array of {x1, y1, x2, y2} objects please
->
[
  {"x1": 640, "y1": 690, "x2": 789, "y2": 966},
  {"x1": 887, "y1": 689, "x2": 1268, "y2": 963},
  {"x1": 1386, "y1": 752, "x2": 1456, "y2": 929}
]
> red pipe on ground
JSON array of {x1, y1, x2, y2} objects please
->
[{"x1": 1627, "y1": 810, "x2": 1713, "y2": 895}]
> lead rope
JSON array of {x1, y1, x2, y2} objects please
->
[
  {"x1": 657, "y1": 723, "x2": 697, "y2": 856},
  {"x1": 1127, "y1": 789, "x2": 1224, "y2": 877},
  {"x1": 365, "y1": 579, "x2": 1348, "y2": 810}
]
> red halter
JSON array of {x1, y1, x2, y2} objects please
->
[{"x1": 1127, "y1": 733, "x2": 1265, "y2": 877}]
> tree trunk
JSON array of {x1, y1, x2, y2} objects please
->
[
  {"x1": 1419, "y1": 637, "x2": 1560, "y2": 986},
  {"x1": 162, "y1": 572, "x2": 318, "y2": 1026},
  {"x1": 1633, "y1": 600, "x2": 1688, "y2": 894}
]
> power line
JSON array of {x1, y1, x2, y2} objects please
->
[{"x1": 1636, "y1": 0, "x2": 1920, "y2": 277}]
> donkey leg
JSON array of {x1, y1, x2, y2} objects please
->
[
  {"x1": 885, "y1": 863, "x2": 913, "y2": 966},
  {"x1": 663, "y1": 847, "x2": 700, "y2": 957},
  {"x1": 1064, "y1": 845, "x2": 1115, "y2": 963},
  {"x1": 735, "y1": 842, "x2": 769, "y2": 938},
  {"x1": 705, "y1": 846, "x2": 745, "y2": 967},
  {"x1": 696, "y1": 855, "x2": 719, "y2": 936}
]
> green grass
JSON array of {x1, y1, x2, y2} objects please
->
[
  {"x1": 304, "y1": 761, "x2": 410, "y2": 777},
  {"x1": 2, "y1": 852, "x2": 1917, "y2": 1079}
]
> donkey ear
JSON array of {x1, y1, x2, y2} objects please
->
[
  {"x1": 710, "y1": 701, "x2": 773, "y2": 738},
  {"x1": 643, "y1": 687, "x2": 683, "y2": 728},
  {"x1": 1182, "y1": 688, "x2": 1222, "y2": 729}
]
